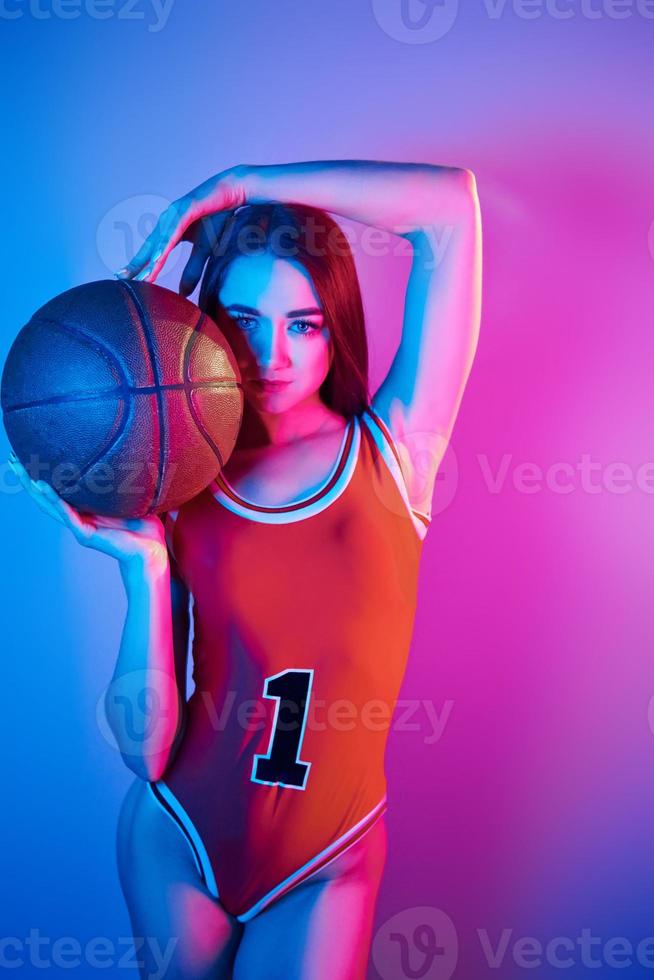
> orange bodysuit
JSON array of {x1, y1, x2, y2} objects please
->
[{"x1": 149, "y1": 406, "x2": 431, "y2": 921}]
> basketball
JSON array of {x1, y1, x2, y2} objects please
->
[{"x1": 1, "y1": 279, "x2": 243, "y2": 518}]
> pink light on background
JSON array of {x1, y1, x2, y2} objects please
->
[{"x1": 1, "y1": 3, "x2": 652, "y2": 976}]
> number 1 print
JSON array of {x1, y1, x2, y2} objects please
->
[{"x1": 251, "y1": 668, "x2": 314, "y2": 790}]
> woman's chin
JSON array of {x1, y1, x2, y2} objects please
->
[{"x1": 245, "y1": 383, "x2": 296, "y2": 412}]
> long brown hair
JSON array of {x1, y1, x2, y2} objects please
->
[{"x1": 197, "y1": 202, "x2": 370, "y2": 418}]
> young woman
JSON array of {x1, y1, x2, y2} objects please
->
[{"x1": 11, "y1": 161, "x2": 481, "y2": 979}]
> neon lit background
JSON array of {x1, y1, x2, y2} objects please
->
[{"x1": 1, "y1": 2, "x2": 653, "y2": 976}]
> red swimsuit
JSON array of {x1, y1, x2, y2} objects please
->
[{"x1": 149, "y1": 406, "x2": 431, "y2": 921}]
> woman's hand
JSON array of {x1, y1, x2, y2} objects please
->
[
  {"x1": 8, "y1": 451, "x2": 169, "y2": 571},
  {"x1": 115, "y1": 165, "x2": 249, "y2": 293}
]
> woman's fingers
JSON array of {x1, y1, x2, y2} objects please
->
[
  {"x1": 178, "y1": 212, "x2": 233, "y2": 296},
  {"x1": 94, "y1": 515, "x2": 144, "y2": 530},
  {"x1": 8, "y1": 458, "x2": 69, "y2": 527},
  {"x1": 26, "y1": 484, "x2": 128, "y2": 555},
  {"x1": 8, "y1": 455, "x2": 169, "y2": 564},
  {"x1": 29, "y1": 488, "x2": 69, "y2": 527},
  {"x1": 131, "y1": 198, "x2": 195, "y2": 284},
  {"x1": 35, "y1": 480, "x2": 95, "y2": 541},
  {"x1": 120, "y1": 172, "x2": 242, "y2": 284},
  {"x1": 117, "y1": 169, "x2": 246, "y2": 283},
  {"x1": 179, "y1": 241, "x2": 210, "y2": 297},
  {"x1": 116, "y1": 200, "x2": 184, "y2": 281},
  {"x1": 94, "y1": 515, "x2": 163, "y2": 539},
  {"x1": 117, "y1": 169, "x2": 244, "y2": 284},
  {"x1": 9, "y1": 456, "x2": 94, "y2": 538},
  {"x1": 116, "y1": 239, "x2": 152, "y2": 279}
]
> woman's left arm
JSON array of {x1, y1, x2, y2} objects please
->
[
  {"x1": 242, "y1": 159, "x2": 475, "y2": 236},
  {"x1": 119, "y1": 160, "x2": 481, "y2": 519},
  {"x1": 243, "y1": 160, "x2": 482, "y2": 518}
]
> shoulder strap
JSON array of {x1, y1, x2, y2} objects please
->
[{"x1": 360, "y1": 408, "x2": 431, "y2": 539}]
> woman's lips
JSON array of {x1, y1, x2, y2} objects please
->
[{"x1": 251, "y1": 379, "x2": 291, "y2": 391}]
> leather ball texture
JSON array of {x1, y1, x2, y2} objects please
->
[{"x1": 1, "y1": 278, "x2": 243, "y2": 517}]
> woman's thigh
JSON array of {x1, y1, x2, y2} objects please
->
[
  {"x1": 232, "y1": 815, "x2": 388, "y2": 980},
  {"x1": 116, "y1": 777, "x2": 244, "y2": 980}
]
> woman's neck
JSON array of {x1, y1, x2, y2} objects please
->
[{"x1": 236, "y1": 398, "x2": 345, "y2": 451}]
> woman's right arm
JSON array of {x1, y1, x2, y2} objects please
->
[
  {"x1": 8, "y1": 451, "x2": 187, "y2": 782},
  {"x1": 106, "y1": 551, "x2": 187, "y2": 783}
]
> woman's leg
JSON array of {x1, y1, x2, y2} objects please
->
[
  {"x1": 116, "y1": 777, "x2": 244, "y2": 980},
  {"x1": 232, "y1": 815, "x2": 388, "y2": 980}
]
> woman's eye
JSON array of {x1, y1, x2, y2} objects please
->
[
  {"x1": 234, "y1": 315, "x2": 256, "y2": 330},
  {"x1": 292, "y1": 319, "x2": 320, "y2": 336},
  {"x1": 232, "y1": 315, "x2": 320, "y2": 336}
]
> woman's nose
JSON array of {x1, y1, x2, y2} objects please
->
[{"x1": 257, "y1": 324, "x2": 292, "y2": 370}]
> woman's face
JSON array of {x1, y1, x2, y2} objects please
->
[{"x1": 217, "y1": 253, "x2": 333, "y2": 415}]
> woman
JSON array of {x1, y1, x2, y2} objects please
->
[{"x1": 11, "y1": 160, "x2": 481, "y2": 979}]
